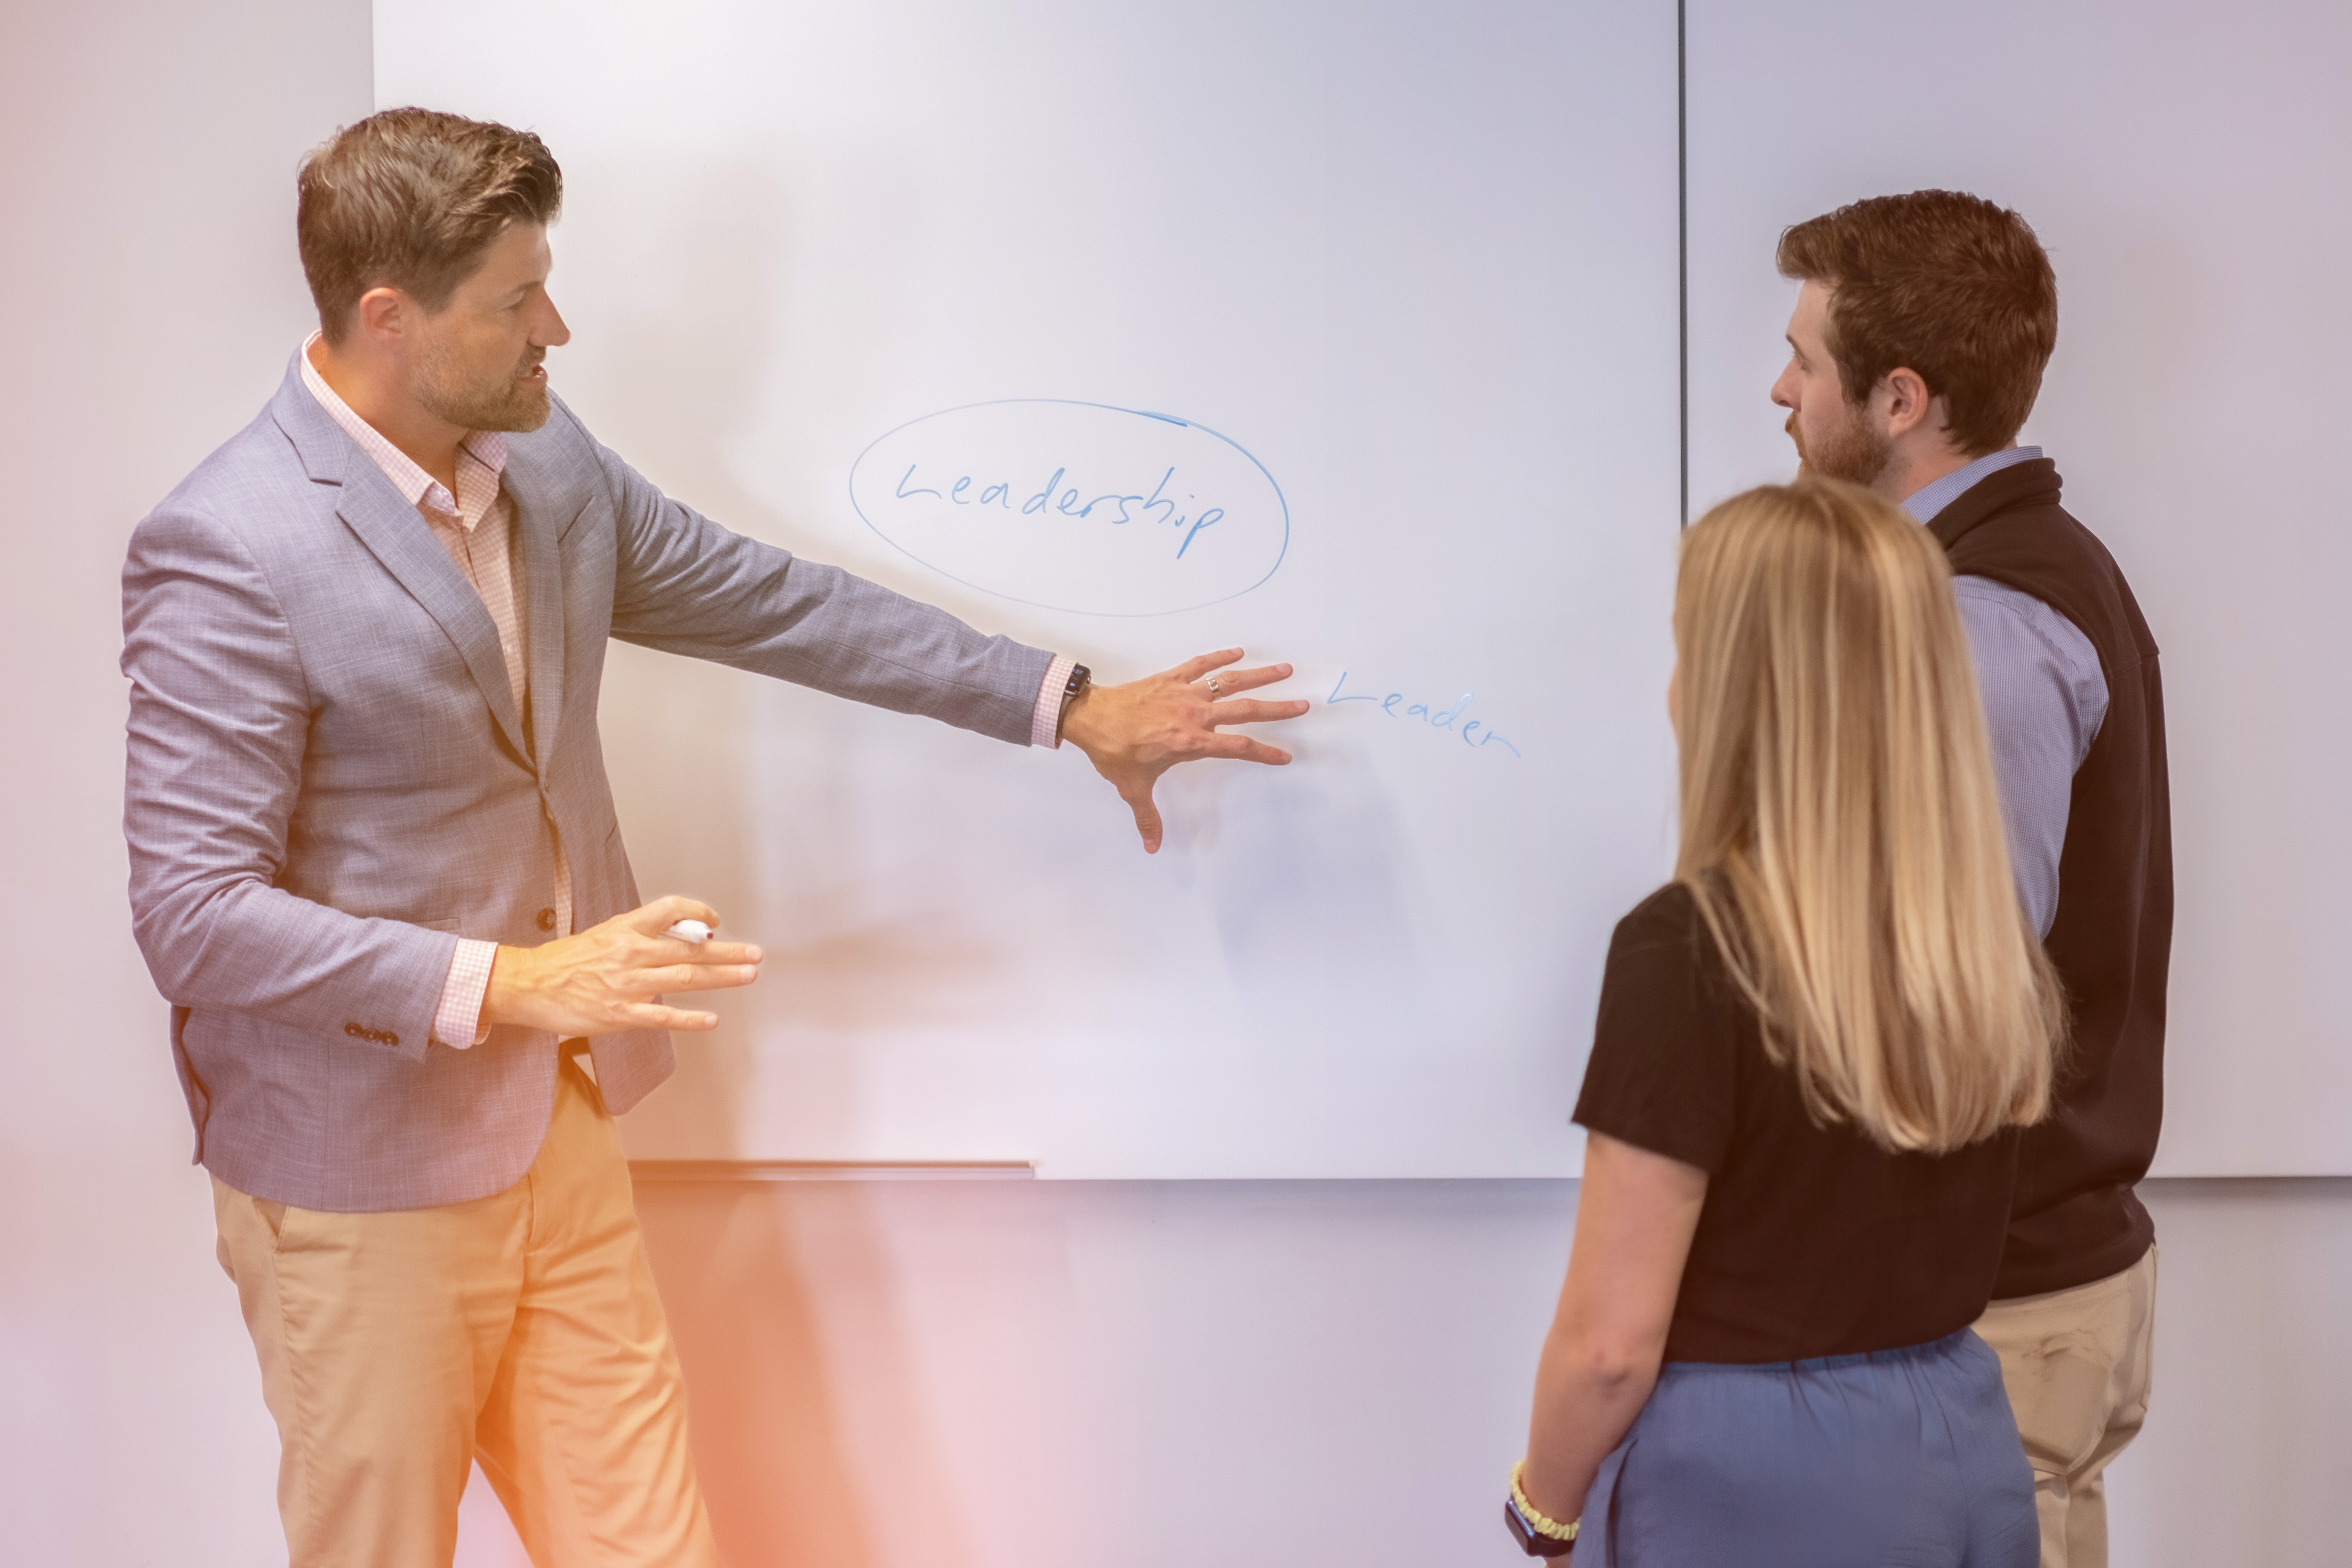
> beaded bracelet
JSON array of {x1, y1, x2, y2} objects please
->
[{"x1": 1509, "y1": 1461, "x2": 1581, "y2": 1543}]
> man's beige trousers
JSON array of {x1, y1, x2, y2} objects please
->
[
  {"x1": 1973, "y1": 1245, "x2": 2158, "y2": 1568},
  {"x1": 212, "y1": 1057, "x2": 719, "y2": 1568}
]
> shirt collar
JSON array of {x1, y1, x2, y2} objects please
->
[
  {"x1": 1900, "y1": 445, "x2": 2044, "y2": 524},
  {"x1": 298, "y1": 332, "x2": 509, "y2": 517}
]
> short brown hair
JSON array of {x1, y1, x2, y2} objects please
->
[
  {"x1": 297, "y1": 108, "x2": 563, "y2": 345},
  {"x1": 1776, "y1": 191, "x2": 2056, "y2": 457}
]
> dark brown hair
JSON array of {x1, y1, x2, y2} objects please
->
[
  {"x1": 297, "y1": 108, "x2": 563, "y2": 345},
  {"x1": 1776, "y1": 191, "x2": 2056, "y2": 458}
]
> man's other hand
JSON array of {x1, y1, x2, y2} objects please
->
[
  {"x1": 482, "y1": 895, "x2": 762, "y2": 1036},
  {"x1": 1060, "y1": 648, "x2": 1309, "y2": 853}
]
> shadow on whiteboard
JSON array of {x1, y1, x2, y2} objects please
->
[{"x1": 1174, "y1": 737, "x2": 1436, "y2": 1044}]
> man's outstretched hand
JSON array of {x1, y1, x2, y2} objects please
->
[
  {"x1": 1060, "y1": 648, "x2": 1309, "y2": 853},
  {"x1": 483, "y1": 895, "x2": 763, "y2": 1037}
]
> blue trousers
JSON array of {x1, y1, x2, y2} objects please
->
[{"x1": 1578, "y1": 1329, "x2": 2037, "y2": 1568}]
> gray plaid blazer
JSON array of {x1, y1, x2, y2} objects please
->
[{"x1": 122, "y1": 355, "x2": 1052, "y2": 1212}]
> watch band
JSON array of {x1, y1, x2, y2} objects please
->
[
  {"x1": 1055, "y1": 663, "x2": 1092, "y2": 741},
  {"x1": 1506, "y1": 1462, "x2": 1579, "y2": 1557}
]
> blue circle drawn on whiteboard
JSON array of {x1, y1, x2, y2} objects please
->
[{"x1": 848, "y1": 399, "x2": 1289, "y2": 618}]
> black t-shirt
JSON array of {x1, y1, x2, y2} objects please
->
[{"x1": 1572, "y1": 884, "x2": 2020, "y2": 1364}]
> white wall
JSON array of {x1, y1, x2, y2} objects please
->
[
  {"x1": 3, "y1": 6, "x2": 2344, "y2": 1567},
  {"x1": 0, "y1": 2, "x2": 372, "y2": 1560}
]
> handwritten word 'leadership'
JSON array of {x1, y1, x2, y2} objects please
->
[
  {"x1": 1328, "y1": 671, "x2": 1522, "y2": 757},
  {"x1": 893, "y1": 464, "x2": 1224, "y2": 559}
]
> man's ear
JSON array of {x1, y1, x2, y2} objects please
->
[
  {"x1": 1879, "y1": 366, "x2": 1943, "y2": 441},
  {"x1": 354, "y1": 286, "x2": 408, "y2": 347}
]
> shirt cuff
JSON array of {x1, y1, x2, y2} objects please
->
[
  {"x1": 433, "y1": 938, "x2": 498, "y2": 1049},
  {"x1": 1031, "y1": 653, "x2": 1077, "y2": 749}
]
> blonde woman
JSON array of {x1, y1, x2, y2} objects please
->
[{"x1": 1505, "y1": 479, "x2": 2063, "y2": 1566}]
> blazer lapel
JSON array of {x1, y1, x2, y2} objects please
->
[
  {"x1": 335, "y1": 466, "x2": 535, "y2": 765},
  {"x1": 271, "y1": 354, "x2": 542, "y2": 767}
]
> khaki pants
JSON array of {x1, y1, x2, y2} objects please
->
[
  {"x1": 212, "y1": 1057, "x2": 719, "y2": 1568},
  {"x1": 1972, "y1": 1245, "x2": 2158, "y2": 1568}
]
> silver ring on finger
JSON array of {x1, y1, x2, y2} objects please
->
[{"x1": 1205, "y1": 675, "x2": 1222, "y2": 697}]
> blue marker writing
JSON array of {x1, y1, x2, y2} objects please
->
[{"x1": 1328, "y1": 670, "x2": 1521, "y2": 758}]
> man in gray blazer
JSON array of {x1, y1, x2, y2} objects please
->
[{"x1": 121, "y1": 108, "x2": 1302, "y2": 1567}]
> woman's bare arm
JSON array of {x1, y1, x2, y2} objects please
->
[{"x1": 1520, "y1": 1132, "x2": 1709, "y2": 1530}]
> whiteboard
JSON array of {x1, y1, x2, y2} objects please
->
[
  {"x1": 1683, "y1": 0, "x2": 2352, "y2": 1174},
  {"x1": 377, "y1": 1, "x2": 1684, "y2": 1175}
]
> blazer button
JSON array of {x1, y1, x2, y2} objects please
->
[
  {"x1": 537, "y1": 907, "x2": 557, "y2": 932},
  {"x1": 344, "y1": 1022, "x2": 363, "y2": 1037}
]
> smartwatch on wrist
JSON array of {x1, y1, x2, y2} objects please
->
[
  {"x1": 1505, "y1": 1462, "x2": 1580, "y2": 1558},
  {"x1": 1505, "y1": 1494, "x2": 1576, "y2": 1557},
  {"x1": 1055, "y1": 662, "x2": 1092, "y2": 740}
]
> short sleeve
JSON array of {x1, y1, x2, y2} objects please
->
[{"x1": 1571, "y1": 885, "x2": 1743, "y2": 1174}]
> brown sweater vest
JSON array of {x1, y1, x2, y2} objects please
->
[{"x1": 1930, "y1": 458, "x2": 2171, "y2": 1298}]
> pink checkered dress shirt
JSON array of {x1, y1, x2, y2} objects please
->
[{"x1": 298, "y1": 337, "x2": 1073, "y2": 1051}]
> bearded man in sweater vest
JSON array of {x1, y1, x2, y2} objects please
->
[{"x1": 1762, "y1": 190, "x2": 2170, "y2": 1568}]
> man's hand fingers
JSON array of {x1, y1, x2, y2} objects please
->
[
  {"x1": 1122, "y1": 783, "x2": 1166, "y2": 854},
  {"x1": 659, "y1": 939, "x2": 762, "y2": 966},
  {"x1": 1204, "y1": 734, "x2": 1294, "y2": 765},
  {"x1": 629, "y1": 894, "x2": 720, "y2": 935},
  {"x1": 1065, "y1": 649, "x2": 1305, "y2": 850},
  {"x1": 1168, "y1": 647, "x2": 1246, "y2": 684},
  {"x1": 659, "y1": 962, "x2": 762, "y2": 993},
  {"x1": 1199, "y1": 661, "x2": 1295, "y2": 697},
  {"x1": 1205, "y1": 697, "x2": 1311, "y2": 727},
  {"x1": 629, "y1": 1004, "x2": 722, "y2": 1032}
]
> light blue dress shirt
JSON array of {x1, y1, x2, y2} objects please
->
[{"x1": 1904, "y1": 447, "x2": 2109, "y2": 939}]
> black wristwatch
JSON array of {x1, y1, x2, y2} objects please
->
[
  {"x1": 1505, "y1": 1495, "x2": 1576, "y2": 1557},
  {"x1": 1055, "y1": 663, "x2": 1092, "y2": 740}
]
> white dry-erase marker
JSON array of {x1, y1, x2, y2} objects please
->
[{"x1": 664, "y1": 919, "x2": 713, "y2": 943}]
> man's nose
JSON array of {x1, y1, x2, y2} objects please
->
[{"x1": 537, "y1": 300, "x2": 573, "y2": 348}]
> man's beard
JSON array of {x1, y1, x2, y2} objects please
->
[
  {"x1": 1786, "y1": 407, "x2": 1893, "y2": 488},
  {"x1": 415, "y1": 339, "x2": 553, "y2": 433}
]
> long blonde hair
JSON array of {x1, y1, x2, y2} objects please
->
[{"x1": 1673, "y1": 479, "x2": 2066, "y2": 1153}]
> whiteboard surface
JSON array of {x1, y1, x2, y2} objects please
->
[
  {"x1": 1683, "y1": 0, "x2": 2352, "y2": 1174},
  {"x1": 378, "y1": 1, "x2": 1683, "y2": 1175}
]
